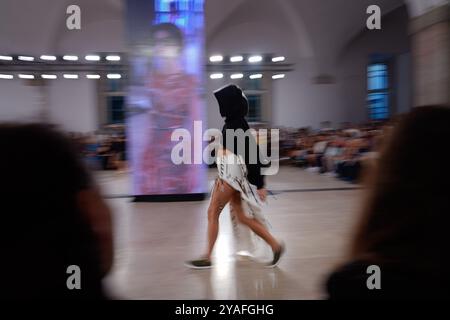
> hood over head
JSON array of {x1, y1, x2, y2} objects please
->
[{"x1": 214, "y1": 84, "x2": 248, "y2": 120}]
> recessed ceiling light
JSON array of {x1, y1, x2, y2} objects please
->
[
  {"x1": 272, "y1": 74, "x2": 285, "y2": 79},
  {"x1": 209, "y1": 55, "x2": 223, "y2": 63},
  {"x1": 0, "y1": 55, "x2": 13, "y2": 61},
  {"x1": 107, "y1": 73, "x2": 121, "y2": 79},
  {"x1": 85, "y1": 55, "x2": 101, "y2": 61},
  {"x1": 63, "y1": 74, "x2": 78, "y2": 79},
  {"x1": 230, "y1": 56, "x2": 243, "y2": 63},
  {"x1": 63, "y1": 55, "x2": 79, "y2": 61},
  {"x1": 249, "y1": 74, "x2": 263, "y2": 79},
  {"x1": 106, "y1": 55, "x2": 121, "y2": 61},
  {"x1": 248, "y1": 55, "x2": 263, "y2": 63},
  {"x1": 18, "y1": 56, "x2": 34, "y2": 62},
  {"x1": 210, "y1": 73, "x2": 224, "y2": 79},
  {"x1": 18, "y1": 74, "x2": 35, "y2": 79},
  {"x1": 230, "y1": 73, "x2": 244, "y2": 79},
  {"x1": 40, "y1": 55, "x2": 57, "y2": 61},
  {"x1": 272, "y1": 56, "x2": 285, "y2": 62},
  {"x1": 41, "y1": 74, "x2": 57, "y2": 79}
]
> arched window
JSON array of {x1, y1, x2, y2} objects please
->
[{"x1": 367, "y1": 63, "x2": 389, "y2": 120}]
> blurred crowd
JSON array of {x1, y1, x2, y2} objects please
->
[
  {"x1": 70, "y1": 131, "x2": 127, "y2": 171},
  {"x1": 68, "y1": 121, "x2": 391, "y2": 185},
  {"x1": 278, "y1": 120, "x2": 390, "y2": 183}
]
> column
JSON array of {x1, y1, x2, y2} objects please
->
[{"x1": 410, "y1": 3, "x2": 450, "y2": 106}]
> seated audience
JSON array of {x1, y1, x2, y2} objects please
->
[{"x1": 280, "y1": 121, "x2": 385, "y2": 183}]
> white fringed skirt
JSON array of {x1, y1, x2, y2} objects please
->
[{"x1": 215, "y1": 153, "x2": 272, "y2": 261}]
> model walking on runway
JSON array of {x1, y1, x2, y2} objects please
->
[{"x1": 185, "y1": 84, "x2": 285, "y2": 269}]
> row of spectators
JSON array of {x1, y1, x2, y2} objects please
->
[
  {"x1": 278, "y1": 121, "x2": 389, "y2": 183},
  {"x1": 70, "y1": 131, "x2": 127, "y2": 171},
  {"x1": 68, "y1": 122, "x2": 388, "y2": 184}
]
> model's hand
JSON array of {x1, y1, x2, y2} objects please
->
[{"x1": 257, "y1": 188, "x2": 267, "y2": 202}]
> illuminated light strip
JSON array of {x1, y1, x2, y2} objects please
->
[
  {"x1": 18, "y1": 74, "x2": 35, "y2": 79},
  {"x1": 230, "y1": 56, "x2": 243, "y2": 63},
  {"x1": 249, "y1": 74, "x2": 263, "y2": 79},
  {"x1": 210, "y1": 73, "x2": 224, "y2": 79},
  {"x1": 63, "y1": 74, "x2": 78, "y2": 79},
  {"x1": 230, "y1": 73, "x2": 243, "y2": 79},
  {"x1": 272, "y1": 56, "x2": 285, "y2": 62},
  {"x1": 40, "y1": 55, "x2": 57, "y2": 61},
  {"x1": 248, "y1": 55, "x2": 263, "y2": 63},
  {"x1": 85, "y1": 55, "x2": 100, "y2": 61},
  {"x1": 41, "y1": 74, "x2": 57, "y2": 79},
  {"x1": 63, "y1": 55, "x2": 79, "y2": 61},
  {"x1": 107, "y1": 73, "x2": 121, "y2": 79},
  {"x1": 272, "y1": 74, "x2": 285, "y2": 79},
  {"x1": 106, "y1": 55, "x2": 121, "y2": 61},
  {"x1": 18, "y1": 56, "x2": 34, "y2": 61},
  {"x1": 209, "y1": 55, "x2": 223, "y2": 63}
]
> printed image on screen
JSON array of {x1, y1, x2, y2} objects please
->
[{"x1": 126, "y1": 0, "x2": 206, "y2": 196}]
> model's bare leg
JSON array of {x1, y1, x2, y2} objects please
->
[
  {"x1": 187, "y1": 179, "x2": 284, "y2": 268},
  {"x1": 205, "y1": 180, "x2": 236, "y2": 260},
  {"x1": 230, "y1": 192, "x2": 281, "y2": 252}
]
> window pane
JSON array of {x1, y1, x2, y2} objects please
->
[
  {"x1": 367, "y1": 92, "x2": 389, "y2": 120},
  {"x1": 367, "y1": 63, "x2": 388, "y2": 90},
  {"x1": 247, "y1": 95, "x2": 261, "y2": 122},
  {"x1": 107, "y1": 79, "x2": 125, "y2": 92},
  {"x1": 243, "y1": 78, "x2": 262, "y2": 90},
  {"x1": 107, "y1": 96, "x2": 125, "y2": 124},
  {"x1": 367, "y1": 62, "x2": 389, "y2": 120}
]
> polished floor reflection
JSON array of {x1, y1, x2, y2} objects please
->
[{"x1": 99, "y1": 167, "x2": 361, "y2": 299}]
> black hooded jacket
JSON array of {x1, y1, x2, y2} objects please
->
[{"x1": 214, "y1": 84, "x2": 265, "y2": 189}]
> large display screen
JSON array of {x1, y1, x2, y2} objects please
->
[{"x1": 125, "y1": 0, "x2": 207, "y2": 198}]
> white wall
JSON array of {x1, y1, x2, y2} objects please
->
[
  {"x1": 0, "y1": 78, "x2": 98, "y2": 132},
  {"x1": 46, "y1": 1, "x2": 124, "y2": 133},
  {"x1": 48, "y1": 77, "x2": 98, "y2": 133},
  {"x1": 336, "y1": 5, "x2": 411, "y2": 124},
  {"x1": 205, "y1": 0, "x2": 319, "y2": 129},
  {"x1": 406, "y1": 0, "x2": 449, "y2": 17},
  {"x1": 206, "y1": 1, "x2": 411, "y2": 129},
  {"x1": 205, "y1": 77, "x2": 225, "y2": 130},
  {"x1": 272, "y1": 61, "x2": 342, "y2": 128},
  {"x1": 396, "y1": 52, "x2": 412, "y2": 114},
  {"x1": 0, "y1": 0, "x2": 124, "y2": 133},
  {"x1": 0, "y1": 80, "x2": 42, "y2": 123},
  {"x1": 277, "y1": 5, "x2": 411, "y2": 128}
]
